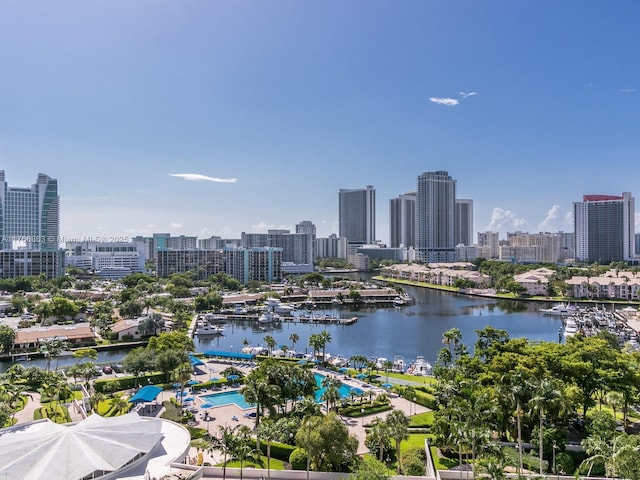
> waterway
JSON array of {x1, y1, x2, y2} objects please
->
[{"x1": 1, "y1": 285, "x2": 563, "y2": 372}]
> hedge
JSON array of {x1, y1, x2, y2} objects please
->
[
  {"x1": 94, "y1": 372, "x2": 166, "y2": 393},
  {"x1": 339, "y1": 401, "x2": 392, "y2": 417},
  {"x1": 260, "y1": 440, "x2": 296, "y2": 462}
]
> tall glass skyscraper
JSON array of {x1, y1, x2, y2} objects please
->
[
  {"x1": 416, "y1": 171, "x2": 456, "y2": 263},
  {"x1": 574, "y1": 192, "x2": 635, "y2": 263},
  {"x1": 0, "y1": 171, "x2": 60, "y2": 251},
  {"x1": 389, "y1": 192, "x2": 416, "y2": 248},
  {"x1": 338, "y1": 185, "x2": 376, "y2": 246}
]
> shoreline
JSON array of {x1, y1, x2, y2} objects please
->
[{"x1": 372, "y1": 275, "x2": 640, "y2": 308}]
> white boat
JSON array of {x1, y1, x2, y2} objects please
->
[
  {"x1": 393, "y1": 293, "x2": 413, "y2": 307},
  {"x1": 195, "y1": 323, "x2": 224, "y2": 336},
  {"x1": 203, "y1": 313, "x2": 227, "y2": 323},
  {"x1": 258, "y1": 311, "x2": 280, "y2": 324},
  {"x1": 232, "y1": 304, "x2": 248, "y2": 315},
  {"x1": 391, "y1": 355, "x2": 405, "y2": 373},
  {"x1": 564, "y1": 318, "x2": 579, "y2": 337},
  {"x1": 375, "y1": 357, "x2": 388, "y2": 369},
  {"x1": 331, "y1": 355, "x2": 349, "y2": 367},
  {"x1": 540, "y1": 303, "x2": 574, "y2": 316},
  {"x1": 412, "y1": 356, "x2": 432, "y2": 376},
  {"x1": 266, "y1": 298, "x2": 296, "y2": 315}
]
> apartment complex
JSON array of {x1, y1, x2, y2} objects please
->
[
  {"x1": 339, "y1": 186, "x2": 376, "y2": 247},
  {"x1": 0, "y1": 171, "x2": 64, "y2": 278},
  {"x1": 416, "y1": 171, "x2": 457, "y2": 263},
  {"x1": 574, "y1": 193, "x2": 635, "y2": 263},
  {"x1": 389, "y1": 192, "x2": 416, "y2": 248}
]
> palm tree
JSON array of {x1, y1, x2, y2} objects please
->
[
  {"x1": 263, "y1": 335, "x2": 276, "y2": 355},
  {"x1": 308, "y1": 333, "x2": 323, "y2": 361},
  {"x1": 241, "y1": 371, "x2": 281, "y2": 430},
  {"x1": 319, "y1": 330, "x2": 332, "y2": 365},
  {"x1": 321, "y1": 376, "x2": 341, "y2": 412},
  {"x1": 232, "y1": 442, "x2": 262, "y2": 480},
  {"x1": 386, "y1": 409, "x2": 410, "y2": 474},
  {"x1": 111, "y1": 395, "x2": 130, "y2": 415},
  {"x1": 39, "y1": 337, "x2": 67, "y2": 371},
  {"x1": 171, "y1": 362, "x2": 193, "y2": 407},
  {"x1": 366, "y1": 417, "x2": 391, "y2": 462},
  {"x1": 88, "y1": 391, "x2": 106, "y2": 414},
  {"x1": 257, "y1": 419, "x2": 280, "y2": 480},
  {"x1": 383, "y1": 360, "x2": 393, "y2": 383},
  {"x1": 528, "y1": 378, "x2": 562, "y2": 475},
  {"x1": 211, "y1": 425, "x2": 239, "y2": 480},
  {"x1": 289, "y1": 332, "x2": 299, "y2": 352}
]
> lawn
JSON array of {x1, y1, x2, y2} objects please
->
[
  {"x1": 221, "y1": 455, "x2": 287, "y2": 470},
  {"x1": 409, "y1": 411, "x2": 434, "y2": 427}
]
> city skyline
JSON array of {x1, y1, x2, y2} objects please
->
[{"x1": 2, "y1": 2, "x2": 640, "y2": 244}]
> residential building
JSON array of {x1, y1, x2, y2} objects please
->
[
  {"x1": 416, "y1": 171, "x2": 456, "y2": 262},
  {"x1": 477, "y1": 231, "x2": 500, "y2": 259},
  {"x1": 507, "y1": 231, "x2": 562, "y2": 263},
  {"x1": 315, "y1": 234, "x2": 348, "y2": 260},
  {"x1": 0, "y1": 171, "x2": 60, "y2": 251},
  {"x1": 0, "y1": 249, "x2": 65, "y2": 279},
  {"x1": 241, "y1": 230, "x2": 313, "y2": 265},
  {"x1": 389, "y1": 192, "x2": 416, "y2": 249},
  {"x1": 223, "y1": 246, "x2": 283, "y2": 284},
  {"x1": 455, "y1": 199, "x2": 474, "y2": 246},
  {"x1": 339, "y1": 185, "x2": 376, "y2": 246},
  {"x1": 155, "y1": 249, "x2": 224, "y2": 280},
  {"x1": 65, "y1": 240, "x2": 147, "y2": 277},
  {"x1": 574, "y1": 192, "x2": 635, "y2": 263}
]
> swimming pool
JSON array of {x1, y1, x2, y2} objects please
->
[
  {"x1": 201, "y1": 390, "x2": 255, "y2": 410},
  {"x1": 314, "y1": 373, "x2": 363, "y2": 403}
]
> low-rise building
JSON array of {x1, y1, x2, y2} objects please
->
[{"x1": 12, "y1": 323, "x2": 96, "y2": 351}]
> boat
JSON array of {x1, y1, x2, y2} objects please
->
[
  {"x1": 412, "y1": 356, "x2": 432, "y2": 376},
  {"x1": 391, "y1": 355, "x2": 405, "y2": 373},
  {"x1": 564, "y1": 317, "x2": 579, "y2": 338},
  {"x1": 393, "y1": 292, "x2": 413, "y2": 307},
  {"x1": 540, "y1": 303, "x2": 574, "y2": 316},
  {"x1": 195, "y1": 323, "x2": 224, "y2": 336},
  {"x1": 375, "y1": 357, "x2": 388, "y2": 369},
  {"x1": 258, "y1": 311, "x2": 279, "y2": 324},
  {"x1": 232, "y1": 304, "x2": 248, "y2": 315},
  {"x1": 331, "y1": 354, "x2": 349, "y2": 368},
  {"x1": 203, "y1": 313, "x2": 227, "y2": 323},
  {"x1": 266, "y1": 298, "x2": 296, "y2": 315}
]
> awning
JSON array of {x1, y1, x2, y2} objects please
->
[
  {"x1": 189, "y1": 355, "x2": 205, "y2": 366},
  {"x1": 128, "y1": 385, "x2": 163, "y2": 403},
  {"x1": 203, "y1": 350, "x2": 255, "y2": 360}
]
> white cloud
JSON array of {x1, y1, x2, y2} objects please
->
[
  {"x1": 169, "y1": 173, "x2": 238, "y2": 183},
  {"x1": 459, "y1": 91, "x2": 477, "y2": 98},
  {"x1": 538, "y1": 205, "x2": 560, "y2": 231},
  {"x1": 429, "y1": 97, "x2": 459, "y2": 106},
  {"x1": 619, "y1": 88, "x2": 636, "y2": 93},
  {"x1": 170, "y1": 222, "x2": 183, "y2": 228},
  {"x1": 485, "y1": 207, "x2": 527, "y2": 232}
]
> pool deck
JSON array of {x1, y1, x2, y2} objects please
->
[{"x1": 152, "y1": 358, "x2": 431, "y2": 467}]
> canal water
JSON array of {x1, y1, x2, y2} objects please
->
[{"x1": 1, "y1": 285, "x2": 562, "y2": 372}]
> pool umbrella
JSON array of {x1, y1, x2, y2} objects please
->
[
  {"x1": 338, "y1": 367, "x2": 348, "y2": 373},
  {"x1": 381, "y1": 383, "x2": 393, "y2": 389},
  {"x1": 227, "y1": 374, "x2": 240, "y2": 381},
  {"x1": 187, "y1": 380, "x2": 199, "y2": 386},
  {"x1": 356, "y1": 373, "x2": 367, "y2": 379},
  {"x1": 200, "y1": 403, "x2": 213, "y2": 409},
  {"x1": 297, "y1": 360, "x2": 307, "y2": 365}
]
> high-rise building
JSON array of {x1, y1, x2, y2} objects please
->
[
  {"x1": 0, "y1": 171, "x2": 59, "y2": 251},
  {"x1": 574, "y1": 193, "x2": 635, "y2": 263},
  {"x1": 339, "y1": 186, "x2": 375, "y2": 246},
  {"x1": 455, "y1": 199, "x2": 473, "y2": 246},
  {"x1": 389, "y1": 192, "x2": 416, "y2": 248},
  {"x1": 477, "y1": 231, "x2": 500, "y2": 259},
  {"x1": 416, "y1": 171, "x2": 456, "y2": 262}
]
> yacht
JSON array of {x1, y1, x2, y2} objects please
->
[
  {"x1": 195, "y1": 323, "x2": 224, "y2": 336},
  {"x1": 266, "y1": 298, "x2": 296, "y2": 315},
  {"x1": 258, "y1": 311, "x2": 280, "y2": 324},
  {"x1": 412, "y1": 356, "x2": 432, "y2": 376},
  {"x1": 564, "y1": 317, "x2": 579, "y2": 338},
  {"x1": 331, "y1": 354, "x2": 349, "y2": 368},
  {"x1": 540, "y1": 303, "x2": 574, "y2": 316},
  {"x1": 391, "y1": 355, "x2": 405, "y2": 373}
]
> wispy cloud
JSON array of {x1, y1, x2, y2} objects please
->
[
  {"x1": 169, "y1": 173, "x2": 238, "y2": 183},
  {"x1": 538, "y1": 205, "x2": 560, "y2": 232},
  {"x1": 429, "y1": 97, "x2": 459, "y2": 107},
  {"x1": 485, "y1": 207, "x2": 527, "y2": 232},
  {"x1": 619, "y1": 88, "x2": 636, "y2": 93},
  {"x1": 459, "y1": 91, "x2": 477, "y2": 98}
]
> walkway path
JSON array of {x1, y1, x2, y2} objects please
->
[{"x1": 12, "y1": 391, "x2": 42, "y2": 425}]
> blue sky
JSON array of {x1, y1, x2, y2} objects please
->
[{"x1": 2, "y1": 1, "x2": 639, "y2": 244}]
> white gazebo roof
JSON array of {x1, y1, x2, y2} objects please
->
[{"x1": 0, "y1": 412, "x2": 164, "y2": 480}]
